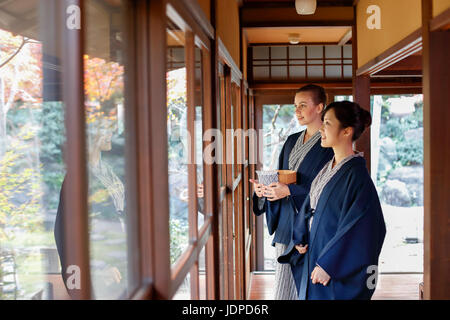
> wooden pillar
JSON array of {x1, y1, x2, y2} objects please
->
[
  {"x1": 422, "y1": 0, "x2": 450, "y2": 300},
  {"x1": 352, "y1": 6, "x2": 371, "y2": 172},
  {"x1": 204, "y1": 0, "x2": 221, "y2": 300},
  {"x1": 148, "y1": 0, "x2": 171, "y2": 299},
  {"x1": 61, "y1": 0, "x2": 91, "y2": 300},
  {"x1": 353, "y1": 75, "x2": 371, "y2": 172},
  {"x1": 253, "y1": 96, "x2": 264, "y2": 271}
]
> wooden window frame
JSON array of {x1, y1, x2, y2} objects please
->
[
  {"x1": 165, "y1": 0, "x2": 215, "y2": 300},
  {"x1": 251, "y1": 44, "x2": 353, "y2": 82}
]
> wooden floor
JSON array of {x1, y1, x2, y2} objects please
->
[{"x1": 248, "y1": 272, "x2": 422, "y2": 300}]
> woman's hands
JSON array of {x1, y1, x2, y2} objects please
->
[
  {"x1": 264, "y1": 182, "x2": 290, "y2": 201},
  {"x1": 311, "y1": 265, "x2": 331, "y2": 286},
  {"x1": 295, "y1": 244, "x2": 308, "y2": 254},
  {"x1": 249, "y1": 180, "x2": 291, "y2": 201},
  {"x1": 249, "y1": 179, "x2": 265, "y2": 197}
]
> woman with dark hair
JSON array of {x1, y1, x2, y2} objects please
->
[
  {"x1": 54, "y1": 118, "x2": 127, "y2": 299},
  {"x1": 250, "y1": 84, "x2": 333, "y2": 299},
  {"x1": 278, "y1": 101, "x2": 386, "y2": 300}
]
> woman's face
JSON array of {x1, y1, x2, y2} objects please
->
[
  {"x1": 294, "y1": 91, "x2": 323, "y2": 126},
  {"x1": 320, "y1": 108, "x2": 350, "y2": 148},
  {"x1": 96, "y1": 127, "x2": 113, "y2": 152}
]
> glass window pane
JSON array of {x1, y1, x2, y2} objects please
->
[
  {"x1": 344, "y1": 65, "x2": 353, "y2": 78},
  {"x1": 217, "y1": 76, "x2": 224, "y2": 186},
  {"x1": 289, "y1": 46, "x2": 305, "y2": 59},
  {"x1": 0, "y1": 1, "x2": 66, "y2": 300},
  {"x1": 195, "y1": 47, "x2": 205, "y2": 230},
  {"x1": 85, "y1": 0, "x2": 133, "y2": 299},
  {"x1": 325, "y1": 65, "x2": 342, "y2": 78},
  {"x1": 270, "y1": 46, "x2": 286, "y2": 59},
  {"x1": 307, "y1": 65, "x2": 323, "y2": 78},
  {"x1": 289, "y1": 66, "x2": 306, "y2": 78},
  {"x1": 271, "y1": 66, "x2": 287, "y2": 79},
  {"x1": 335, "y1": 95, "x2": 354, "y2": 102},
  {"x1": 262, "y1": 104, "x2": 304, "y2": 269},
  {"x1": 343, "y1": 44, "x2": 352, "y2": 58},
  {"x1": 372, "y1": 95, "x2": 424, "y2": 273},
  {"x1": 253, "y1": 46, "x2": 269, "y2": 59},
  {"x1": 325, "y1": 45, "x2": 341, "y2": 58},
  {"x1": 253, "y1": 66, "x2": 269, "y2": 80},
  {"x1": 167, "y1": 19, "x2": 189, "y2": 265},
  {"x1": 199, "y1": 246, "x2": 206, "y2": 300},
  {"x1": 172, "y1": 272, "x2": 191, "y2": 299},
  {"x1": 307, "y1": 45, "x2": 323, "y2": 58},
  {"x1": 262, "y1": 105, "x2": 303, "y2": 170}
]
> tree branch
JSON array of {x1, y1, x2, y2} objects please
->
[{"x1": 0, "y1": 36, "x2": 28, "y2": 69}]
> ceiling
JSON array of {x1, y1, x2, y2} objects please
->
[{"x1": 245, "y1": 26, "x2": 351, "y2": 44}]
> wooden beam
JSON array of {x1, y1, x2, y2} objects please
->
[
  {"x1": 176, "y1": 0, "x2": 215, "y2": 40},
  {"x1": 372, "y1": 70, "x2": 422, "y2": 78},
  {"x1": 338, "y1": 29, "x2": 352, "y2": 46},
  {"x1": 430, "y1": 7, "x2": 450, "y2": 31},
  {"x1": 218, "y1": 37, "x2": 243, "y2": 83},
  {"x1": 356, "y1": 29, "x2": 422, "y2": 76},
  {"x1": 422, "y1": 0, "x2": 450, "y2": 300},
  {"x1": 379, "y1": 54, "x2": 422, "y2": 72},
  {"x1": 241, "y1": 6, "x2": 354, "y2": 28}
]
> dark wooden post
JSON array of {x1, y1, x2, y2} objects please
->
[
  {"x1": 352, "y1": 5, "x2": 371, "y2": 172},
  {"x1": 353, "y1": 75, "x2": 371, "y2": 172},
  {"x1": 422, "y1": 0, "x2": 450, "y2": 300},
  {"x1": 61, "y1": 0, "x2": 91, "y2": 300}
]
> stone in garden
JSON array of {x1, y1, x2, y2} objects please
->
[
  {"x1": 381, "y1": 179, "x2": 411, "y2": 207},
  {"x1": 404, "y1": 128, "x2": 423, "y2": 141},
  {"x1": 380, "y1": 137, "x2": 398, "y2": 162},
  {"x1": 388, "y1": 166, "x2": 423, "y2": 206},
  {"x1": 378, "y1": 153, "x2": 392, "y2": 173}
]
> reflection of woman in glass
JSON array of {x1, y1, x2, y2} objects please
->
[{"x1": 54, "y1": 116, "x2": 127, "y2": 299}]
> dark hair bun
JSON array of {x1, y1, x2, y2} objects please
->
[
  {"x1": 322, "y1": 101, "x2": 372, "y2": 141},
  {"x1": 358, "y1": 107, "x2": 372, "y2": 129}
]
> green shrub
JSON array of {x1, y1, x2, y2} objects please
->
[{"x1": 397, "y1": 139, "x2": 423, "y2": 166}]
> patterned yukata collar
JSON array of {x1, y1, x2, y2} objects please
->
[{"x1": 329, "y1": 151, "x2": 364, "y2": 171}]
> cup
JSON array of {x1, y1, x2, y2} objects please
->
[{"x1": 255, "y1": 170, "x2": 279, "y2": 186}]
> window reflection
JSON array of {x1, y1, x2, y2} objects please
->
[
  {"x1": 167, "y1": 19, "x2": 189, "y2": 265},
  {"x1": 261, "y1": 104, "x2": 303, "y2": 270},
  {"x1": 195, "y1": 47, "x2": 205, "y2": 229},
  {"x1": 0, "y1": 0, "x2": 66, "y2": 300},
  {"x1": 83, "y1": 0, "x2": 131, "y2": 299},
  {"x1": 172, "y1": 272, "x2": 191, "y2": 300}
]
